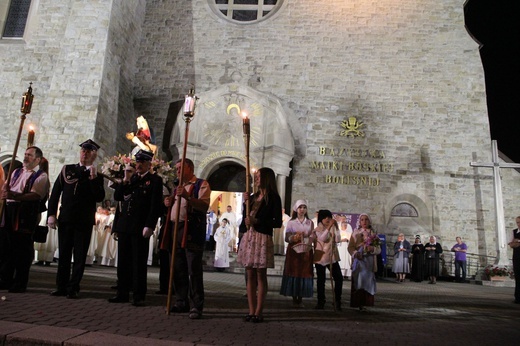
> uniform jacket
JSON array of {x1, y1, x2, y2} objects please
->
[
  {"x1": 47, "y1": 164, "x2": 105, "y2": 226},
  {"x1": 113, "y1": 172, "x2": 163, "y2": 235}
]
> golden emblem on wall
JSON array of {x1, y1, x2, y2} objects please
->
[{"x1": 340, "y1": 116, "x2": 365, "y2": 137}]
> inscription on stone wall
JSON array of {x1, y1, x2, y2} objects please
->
[{"x1": 311, "y1": 146, "x2": 394, "y2": 187}]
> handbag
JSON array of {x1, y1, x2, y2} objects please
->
[{"x1": 33, "y1": 225, "x2": 49, "y2": 243}]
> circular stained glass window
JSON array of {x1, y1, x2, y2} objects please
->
[{"x1": 208, "y1": 0, "x2": 285, "y2": 24}]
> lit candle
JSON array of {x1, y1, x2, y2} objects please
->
[
  {"x1": 27, "y1": 126, "x2": 35, "y2": 147},
  {"x1": 242, "y1": 112, "x2": 250, "y2": 135}
]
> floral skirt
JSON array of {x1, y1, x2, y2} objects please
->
[{"x1": 237, "y1": 228, "x2": 274, "y2": 269}]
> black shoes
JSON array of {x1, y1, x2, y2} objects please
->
[
  {"x1": 132, "y1": 299, "x2": 145, "y2": 307},
  {"x1": 8, "y1": 286, "x2": 26, "y2": 293},
  {"x1": 170, "y1": 305, "x2": 190, "y2": 313},
  {"x1": 108, "y1": 295, "x2": 130, "y2": 303},
  {"x1": 314, "y1": 302, "x2": 325, "y2": 310},
  {"x1": 50, "y1": 289, "x2": 67, "y2": 296},
  {"x1": 67, "y1": 291, "x2": 79, "y2": 299},
  {"x1": 188, "y1": 308, "x2": 202, "y2": 319}
]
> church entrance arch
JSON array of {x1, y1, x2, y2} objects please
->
[
  {"x1": 166, "y1": 78, "x2": 295, "y2": 208},
  {"x1": 207, "y1": 161, "x2": 245, "y2": 192}
]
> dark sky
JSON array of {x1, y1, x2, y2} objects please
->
[{"x1": 464, "y1": 0, "x2": 520, "y2": 163}]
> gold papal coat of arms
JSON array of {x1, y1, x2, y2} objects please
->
[{"x1": 340, "y1": 116, "x2": 365, "y2": 137}]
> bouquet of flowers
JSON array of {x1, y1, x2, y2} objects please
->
[
  {"x1": 484, "y1": 265, "x2": 513, "y2": 278},
  {"x1": 101, "y1": 154, "x2": 176, "y2": 187},
  {"x1": 151, "y1": 157, "x2": 176, "y2": 186},
  {"x1": 364, "y1": 233, "x2": 382, "y2": 248},
  {"x1": 101, "y1": 154, "x2": 134, "y2": 180}
]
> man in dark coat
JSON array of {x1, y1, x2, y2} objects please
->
[
  {"x1": 509, "y1": 216, "x2": 520, "y2": 304},
  {"x1": 108, "y1": 150, "x2": 163, "y2": 306},
  {"x1": 47, "y1": 139, "x2": 105, "y2": 299}
]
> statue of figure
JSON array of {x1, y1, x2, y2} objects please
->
[{"x1": 126, "y1": 116, "x2": 158, "y2": 156}]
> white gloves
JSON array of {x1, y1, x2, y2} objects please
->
[
  {"x1": 143, "y1": 227, "x2": 154, "y2": 238},
  {"x1": 48, "y1": 216, "x2": 57, "y2": 229}
]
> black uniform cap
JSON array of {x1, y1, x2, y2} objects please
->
[
  {"x1": 79, "y1": 139, "x2": 101, "y2": 151},
  {"x1": 135, "y1": 149, "x2": 154, "y2": 162}
]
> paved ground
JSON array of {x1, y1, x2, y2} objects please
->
[{"x1": 0, "y1": 261, "x2": 519, "y2": 345}]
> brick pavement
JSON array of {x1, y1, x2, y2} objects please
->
[{"x1": 0, "y1": 262, "x2": 519, "y2": 345}]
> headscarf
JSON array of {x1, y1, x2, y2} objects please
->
[
  {"x1": 292, "y1": 199, "x2": 308, "y2": 212},
  {"x1": 358, "y1": 213, "x2": 372, "y2": 229}
]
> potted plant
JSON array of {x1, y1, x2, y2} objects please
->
[{"x1": 484, "y1": 265, "x2": 513, "y2": 281}]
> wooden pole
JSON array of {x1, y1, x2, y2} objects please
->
[
  {"x1": 0, "y1": 84, "x2": 34, "y2": 221},
  {"x1": 242, "y1": 113, "x2": 251, "y2": 216},
  {"x1": 166, "y1": 89, "x2": 196, "y2": 315}
]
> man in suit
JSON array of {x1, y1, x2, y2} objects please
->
[
  {"x1": 508, "y1": 216, "x2": 520, "y2": 304},
  {"x1": 47, "y1": 139, "x2": 105, "y2": 299},
  {"x1": 108, "y1": 150, "x2": 163, "y2": 306}
]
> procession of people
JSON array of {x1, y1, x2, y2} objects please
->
[{"x1": 1, "y1": 115, "x2": 517, "y2": 322}]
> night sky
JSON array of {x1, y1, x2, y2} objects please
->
[{"x1": 464, "y1": 0, "x2": 520, "y2": 163}]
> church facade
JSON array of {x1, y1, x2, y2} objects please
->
[{"x1": 1, "y1": 0, "x2": 518, "y2": 272}]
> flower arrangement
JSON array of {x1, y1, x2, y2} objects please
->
[
  {"x1": 151, "y1": 157, "x2": 176, "y2": 185},
  {"x1": 101, "y1": 154, "x2": 134, "y2": 180},
  {"x1": 364, "y1": 234, "x2": 382, "y2": 248},
  {"x1": 484, "y1": 265, "x2": 513, "y2": 278},
  {"x1": 100, "y1": 154, "x2": 176, "y2": 186}
]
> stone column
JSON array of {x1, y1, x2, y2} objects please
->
[{"x1": 277, "y1": 174, "x2": 287, "y2": 208}]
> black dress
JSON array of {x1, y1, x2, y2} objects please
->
[
  {"x1": 411, "y1": 243, "x2": 425, "y2": 282},
  {"x1": 424, "y1": 242, "x2": 443, "y2": 277}
]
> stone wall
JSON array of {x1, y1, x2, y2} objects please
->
[
  {"x1": 132, "y1": 0, "x2": 518, "y2": 262},
  {"x1": 1, "y1": 0, "x2": 518, "y2": 265}
]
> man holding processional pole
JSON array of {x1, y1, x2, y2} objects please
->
[{"x1": 162, "y1": 89, "x2": 211, "y2": 320}]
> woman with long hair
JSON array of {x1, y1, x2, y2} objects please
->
[{"x1": 237, "y1": 167, "x2": 282, "y2": 323}]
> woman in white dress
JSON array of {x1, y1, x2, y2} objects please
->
[{"x1": 214, "y1": 218, "x2": 232, "y2": 271}]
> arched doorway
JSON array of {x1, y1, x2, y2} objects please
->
[{"x1": 207, "y1": 162, "x2": 245, "y2": 192}]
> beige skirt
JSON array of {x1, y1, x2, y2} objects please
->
[{"x1": 237, "y1": 228, "x2": 274, "y2": 269}]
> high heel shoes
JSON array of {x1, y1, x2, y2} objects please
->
[{"x1": 244, "y1": 314, "x2": 253, "y2": 322}]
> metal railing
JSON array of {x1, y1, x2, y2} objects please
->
[{"x1": 383, "y1": 244, "x2": 511, "y2": 279}]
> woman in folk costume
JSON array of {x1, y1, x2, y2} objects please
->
[
  {"x1": 348, "y1": 213, "x2": 381, "y2": 311},
  {"x1": 279, "y1": 200, "x2": 314, "y2": 308},
  {"x1": 214, "y1": 218, "x2": 232, "y2": 271},
  {"x1": 237, "y1": 167, "x2": 282, "y2": 323},
  {"x1": 310, "y1": 209, "x2": 343, "y2": 311}
]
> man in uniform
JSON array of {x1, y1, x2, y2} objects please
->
[
  {"x1": 47, "y1": 139, "x2": 105, "y2": 299},
  {"x1": 108, "y1": 150, "x2": 163, "y2": 306},
  {"x1": 164, "y1": 158, "x2": 210, "y2": 319},
  {"x1": 0, "y1": 146, "x2": 49, "y2": 293}
]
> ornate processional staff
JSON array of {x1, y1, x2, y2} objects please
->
[
  {"x1": 165, "y1": 88, "x2": 198, "y2": 315},
  {"x1": 242, "y1": 112, "x2": 251, "y2": 216},
  {"x1": 0, "y1": 83, "x2": 34, "y2": 221}
]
